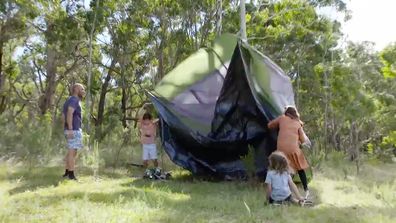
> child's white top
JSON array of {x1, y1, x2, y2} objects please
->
[{"x1": 265, "y1": 170, "x2": 292, "y2": 201}]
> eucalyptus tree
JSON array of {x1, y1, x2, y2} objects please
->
[
  {"x1": 89, "y1": 0, "x2": 154, "y2": 141},
  {"x1": 22, "y1": 0, "x2": 88, "y2": 116},
  {"x1": 377, "y1": 43, "x2": 396, "y2": 156},
  {"x1": 0, "y1": 0, "x2": 38, "y2": 114},
  {"x1": 93, "y1": 0, "x2": 222, "y2": 136}
]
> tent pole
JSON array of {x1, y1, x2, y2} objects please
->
[{"x1": 240, "y1": 0, "x2": 247, "y2": 42}]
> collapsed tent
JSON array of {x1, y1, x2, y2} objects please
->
[{"x1": 148, "y1": 34, "x2": 295, "y2": 179}]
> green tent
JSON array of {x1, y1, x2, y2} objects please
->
[{"x1": 148, "y1": 33, "x2": 297, "y2": 179}]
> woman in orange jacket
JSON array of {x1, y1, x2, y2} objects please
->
[{"x1": 267, "y1": 106, "x2": 310, "y2": 197}]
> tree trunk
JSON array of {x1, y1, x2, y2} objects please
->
[
  {"x1": 0, "y1": 40, "x2": 6, "y2": 114},
  {"x1": 0, "y1": 94, "x2": 6, "y2": 114},
  {"x1": 121, "y1": 84, "x2": 127, "y2": 128},
  {"x1": 157, "y1": 40, "x2": 164, "y2": 83},
  {"x1": 348, "y1": 121, "x2": 359, "y2": 161},
  {"x1": 216, "y1": 0, "x2": 222, "y2": 36},
  {"x1": 39, "y1": 46, "x2": 58, "y2": 115},
  {"x1": 331, "y1": 120, "x2": 341, "y2": 151},
  {"x1": 0, "y1": 40, "x2": 4, "y2": 90},
  {"x1": 96, "y1": 72, "x2": 110, "y2": 127},
  {"x1": 53, "y1": 85, "x2": 66, "y2": 125},
  {"x1": 295, "y1": 65, "x2": 300, "y2": 108},
  {"x1": 351, "y1": 122, "x2": 361, "y2": 174},
  {"x1": 240, "y1": 0, "x2": 247, "y2": 41},
  {"x1": 96, "y1": 60, "x2": 115, "y2": 127},
  {"x1": 120, "y1": 54, "x2": 128, "y2": 128},
  {"x1": 323, "y1": 71, "x2": 329, "y2": 157}
]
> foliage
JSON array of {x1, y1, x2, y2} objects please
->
[
  {"x1": 0, "y1": 0, "x2": 395, "y2": 166},
  {"x1": 0, "y1": 114, "x2": 63, "y2": 165},
  {"x1": 380, "y1": 43, "x2": 396, "y2": 78}
]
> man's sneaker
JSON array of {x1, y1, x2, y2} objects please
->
[
  {"x1": 68, "y1": 172, "x2": 78, "y2": 181},
  {"x1": 68, "y1": 175, "x2": 78, "y2": 181},
  {"x1": 62, "y1": 170, "x2": 69, "y2": 177}
]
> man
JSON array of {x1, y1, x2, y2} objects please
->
[{"x1": 62, "y1": 83, "x2": 85, "y2": 180}]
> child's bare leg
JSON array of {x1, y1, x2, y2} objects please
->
[
  {"x1": 288, "y1": 177, "x2": 304, "y2": 202},
  {"x1": 143, "y1": 160, "x2": 149, "y2": 168},
  {"x1": 153, "y1": 159, "x2": 158, "y2": 168}
]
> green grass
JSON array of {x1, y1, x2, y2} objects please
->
[{"x1": 0, "y1": 157, "x2": 395, "y2": 223}]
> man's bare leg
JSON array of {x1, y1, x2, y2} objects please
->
[
  {"x1": 63, "y1": 154, "x2": 70, "y2": 177},
  {"x1": 67, "y1": 149, "x2": 77, "y2": 180}
]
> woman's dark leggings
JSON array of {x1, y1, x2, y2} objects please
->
[{"x1": 297, "y1": 170, "x2": 308, "y2": 191}]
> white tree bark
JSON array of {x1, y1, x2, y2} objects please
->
[
  {"x1": 240, "y1": 0, "x2": 247, "y2": 41},
  {"x1": 216, "y1": 0, "x2": 222, "y2": 36}
]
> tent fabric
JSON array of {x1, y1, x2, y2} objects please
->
[{"x1": 148, "y1": 34, "x2": 296, "y2": 179}]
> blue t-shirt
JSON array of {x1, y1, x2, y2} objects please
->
[
  {"x1": 265, "y1": 170, "x2": 292, "y2": 201},
  {"x1": 63, "y1": 96, "x2": 82, "y2": 130}
]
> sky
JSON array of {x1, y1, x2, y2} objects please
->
[
  {"x1": 81, "y1": 0, "x2": 396, "y2": 51},
  {"x1": 13, "y1": 0, "x2": 396, "y2": 59},
  {"x1": 341, "y1": 0, "x2": 396, "y2": 50}
]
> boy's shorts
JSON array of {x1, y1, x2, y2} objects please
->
[
  {"x1": 142, "y1": 144, "x2": 157, "y2": 160},
  {"x1": 269, "y1": 195, "x2": 292, "y2": 204},
  {"x1": 64, "y1": 129, "x2": 83, "y2": 150}
]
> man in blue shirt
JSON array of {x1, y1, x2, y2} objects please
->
[{"x1": 62, "y1": 83, "x2": 85, "y2": 180}]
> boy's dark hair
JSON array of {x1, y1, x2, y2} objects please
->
[
  {"x1": 142, "y1": 113, "x2": 152, "y2": 120},
  {"x1": 268, "y1": 151, "x2": 289, "y2": 174}
]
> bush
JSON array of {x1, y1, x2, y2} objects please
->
[{"x1": 0, "y1": 114, "x2": 64, "y2": 165}]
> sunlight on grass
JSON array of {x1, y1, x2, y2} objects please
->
[
  {"x1": 314, "y1": 178, "x2": 390, "y2": 207},
  {"x1": 0, "y1": 158, "x2": 395, "y2": 223}
]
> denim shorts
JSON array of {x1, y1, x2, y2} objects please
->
[{"x1": 64, "y1": 129, "x2": 83, "y2": 150}]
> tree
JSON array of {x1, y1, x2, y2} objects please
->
[
  {"x1": 35, "y1": 1, "x2": 87, "y2": 115},
  {"x1": 380, "y1": 43, "x2": 396, "y2": 78},
  {"x1": 0, "y1": 0, "x2": 38, "y2": 114}
]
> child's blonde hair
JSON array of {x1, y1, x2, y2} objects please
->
[{"x1": 268, "y1": 151, "x2": 289, "y2": 174}]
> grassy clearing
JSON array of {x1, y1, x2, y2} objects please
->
[{"x1": 0, "y1": 157, "x2": 395, "y2": 223}]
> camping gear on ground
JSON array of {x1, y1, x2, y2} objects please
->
[{"x1": 143, "y1": 168, "x2": 171, "y2": 180}]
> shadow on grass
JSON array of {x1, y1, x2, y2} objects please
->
[
  {"x1": 3, "y1": 163, "x2": 394, "y2": 222},
  {"x1": 8, "y1": 176, "x2": 396, "y2": 223},
  {"x1": 4, "y1": 166, "x2": 128, "y2": 195},
  {"x1": 6, "y1": 166, "x2": 63, "y2": 195}
]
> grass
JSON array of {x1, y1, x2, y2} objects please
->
[{"x1": 0, "y1": 156, "x2": 395, "y2": 223}]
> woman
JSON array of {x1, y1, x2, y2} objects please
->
[{"x1": 267, "y1": 106, "x2": 310, "y2": 196}]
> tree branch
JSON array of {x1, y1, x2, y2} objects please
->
[
  {"x1": 13, "y1": 103, "x2": 26, "y2": 118},
  {"x1": 32, "y1": 59, "x2": 45, "y2": 93},
  {"x1": 125, "y1": 101, "x2": 150, "y2": 111},
  {"x1": 124, "y1": 117, "x2": 139, "y2": 121},
  {"x1": 95, "y1": 61, "x2": 122, "y2": 76}
]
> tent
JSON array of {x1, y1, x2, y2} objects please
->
[{"x1": 147, "y1": 34, "x2": 295, "y2": 179}]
